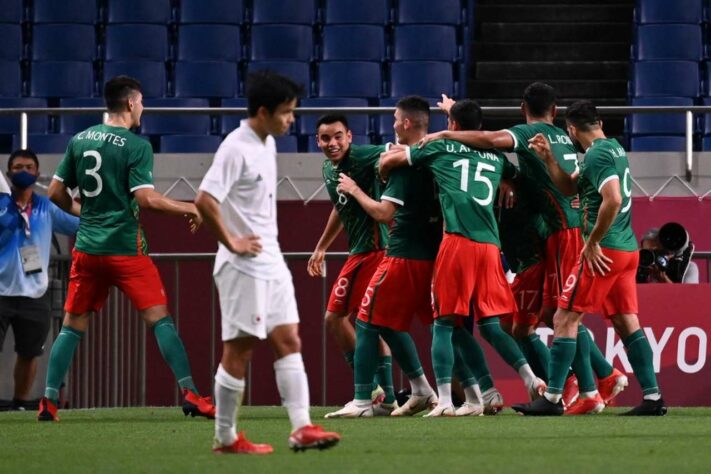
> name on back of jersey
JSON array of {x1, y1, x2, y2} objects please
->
[
  {"x1": 546, "y1": 134, "x2": 573, "y2": 146},
  {"x1": 76, "y1": 130, "x2": 127, "y2": 147},
  {"x1": 445, "y1": 143, "x2": 501, "y2": 162}
]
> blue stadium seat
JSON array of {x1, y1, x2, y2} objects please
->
[
  {"x1": 178, "y1": 25, "x2": 241, "y2": 61},
  {"x1": 174, "y1": 61, "x2": 238, "y2": 98},
  {"x1": 105, "y1": 25, "x2": 168, "y2": 61},
  {"x1": 0, "y1": 98, "x2": 48, "y2": 133},
  {"x1": 702, "y1": 136, "x2": 711, "y2": 151},
  {"x1": 299, "y1": 98, "x2": 370, "y2": 135},
  {"x1": 0, "y1": 24, "x2": 22, "y2": 60},
  {"x1": 0, "y1": 61, "x2": 20, "y2": 97},
  {"x1": 701, "y1": 97, "x2": 711, "y2": 135},
  {"x1": 252, "y1": 0, "x2": 317, "y2": 24},
  {"x1": 321, "y1": 26, "x2": 385, "y2": 62},
  {"x1": 318, "y1": 62, "x2": 382, "y2": 98},
  {"x1": 58, "y1": 98, "x2": 104, "y2": 134},
  {"x1": 275, "y1": 135, "x2": 299, "y2": 152},
  {"x1": 634, "y1": 25, "x2": 702, "y2": 61},
  {"x1": 103, "y1": 61, "x2": 166, "y2": 97},
  {"x1": 219, "y1": 98, "x2": 248, "y2": 135},
  {"x1": 179, "y1": 0, "x2": 243, "y2": 24},
  {"x1": 631, "y1": 61, "x2": 700, "y2": 98},
  {"x1": 0, "y1": 0, "x2": 23, "y2": 23},
  {"x1": 703, "y1": 62, "x2": 711, "y2": 96},
  {"x1": 397, "y1": 0, "x2": 462, "y2": 25},
  {"x1": 107, "y1": 0, "x2": 172, "y2": 24},
  {"x1": 324, "y1": 0, "x2": 391, "y2": 25},
  {"x1": 14, "y1": 134, "x2": 73, "y2": 154},
  {"x1": 250, "y1": 25, "x2": 313, "y2": 61},
  {"x1": 635, "y1": 0, "x2": 702, "y2": 24},
  {"x1": 394, "y1": 25, "x2": 458, "y2": 61},
  {"x1": 32, "y1": 24, "x2": 96, "y2": 61},
  {"x1": 630, "y1": 136, "x2": 687, "y2": 151},
  {"x1": 377, "y1": 97, "x2": 447, "y2": 136},
  {"x1": 628, "y1": 97, "x2": 692, "y2": 136},
  {"x1": 159, "y1": 135, "x2": 222, "y2": 153},
  {"x1": 140, "y1": 98, "x2": 211, "y2": 135},
  {"x1": 247, "y1": 61, "x2": 311, "y2": 95},
  {"x1": 390, "y1": 62, "x2": 454, "y2": 98},
  {"x1": 307, "y1": 133, "x2": 370, "y2": 152},
  {"x1": 33, "y1": 0, "x2": 98, "y2": 24},
  {"x1": 31, "y1": 61, "x2": 94, "y2": 97}
]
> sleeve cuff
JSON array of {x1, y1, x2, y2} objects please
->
[
  {"x1": 381, "y1": 195, "x2": 404, "y2": 206},
  {"x1": 384, "y1": 142, "x2": 392, "y2": 152},
  {"x1": 405, "y1": 146, "x2": 412, "y2": 166},
  {"x1": 53, "y1": 175, "x2": 64, "y2": 183},
  {"x1": 503, "y1": 129, "x2": 518, "y2": 150},
  {"x1": 597, "y1": 174, "x2": 619, "y2": 193},
  {"x1": 129, "y1": 184, "x2": 155, "y2": 193}
]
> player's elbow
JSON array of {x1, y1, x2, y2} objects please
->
[
  {"x1": 606, "y1": 195, "x2": 623, "y2": 211},
  {"x1": 373, "y1": 212, "x2": 393, "y2": 224},
  {"x1": 133, "y1": 188, "x2": 159, "y2": 210}
]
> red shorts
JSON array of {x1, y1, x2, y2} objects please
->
[
  {"x1": 432, "y1": 233, "x2": 516, "y2": 320},
  {"x1": 559, "y1": 248, "x2": 639, "y2": 318},
  {"x1": 327, "y1": 250, "x2": 384, "y2": 315},
  {"x1": 511, "y1": 261, "x2": 545, "y2": 326},
  {"x1": 64, "y1": 249, "x2": 168, "y2": 314},
  {"x1": 357, "y1": 256, "x2": 434, "y2": 331},
  {"x1": 543, "y1": 227, "x2": 583, "y2": 309}
]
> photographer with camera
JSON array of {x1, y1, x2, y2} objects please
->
[{"x1": 637, "y1": 223, "x2": 698, "y2": 284}]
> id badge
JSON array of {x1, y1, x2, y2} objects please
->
[{"x1": 20, "y1": 245, "x2": 42, "y2": 275}]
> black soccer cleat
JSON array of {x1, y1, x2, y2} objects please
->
[
  {"x1": 512, "y1": 396, "x2": 564, "y2": 416},
  {"x1": 619, "y1": 398, "x2": 667, "y2": 416}
]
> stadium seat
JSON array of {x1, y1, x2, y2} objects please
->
[
  {"x1": 702, "y1": 136, "x2": 711, "y2": 151},
  {"x1": 318, "y1": 62, "x2": 382, "y2": 98},
  {"x1": 31, "y1": 61, "x2": 94, "y2": 97},
  {"x1": 635, "y1": 0, "x2": 702, "y2": 24},
  {"x1": 252, "y1": 0, "x2": 317, "y2": 24},
  {"x1": 631, "y1": 61, "x2": 700, "y2": 98},
  {"x1": 393, "y1": 25, "x2": 458, "y2": 61},
  {"x1": 299, "y1": 98, "x2": 370, "y2": 136},
  {"x1": 159, "y1": 135, "x2": 222, "y2": 153},
  {"x1": 397, "y1": 0, "x2": 462, "y2": 25},
  {"x1": 32, "y1": 24, "x2": 96, "y2": 61},
  {"x1": 58, "y1": 98, "x2": 104, "y2": 135},
  {"x1": 107, "y1": 0, "x2": 172, "y2": 24},
  {"x1": 105, "y1": 25, "x2": 169, "y2": 61},
  {"x1": 179, "y1": 0, "x2": 244, "y2": 24},
  {"x1": 13, "y1": 134, "x2": 73, "y2": 154},
  {"x1": 247, "y1": 61, "x2": 311, "y2": 95},
  {"x1": 219, "y1": 98, "x2": 248, "y2": 135},
  {"x1": 0, "y1": 98, "x2": 48, "y2": 134},
  {"x1": 701, "y1": 97, "x2": 711, "y2": 136},
  {"x1": 174, "y1": 61, "x2": 238, "y2": 98},
  {"x1": 377, "y1": 97, "x2": 447, "y2": 136},
  {"x1": 703, "y1": 62, "x2": 711, "y2": 96},
  {"x1": 275, "y1": 135, "x2": 299, "y2": 152},
  {"x1": 103, "y1": 61, "x2": 166, "y2": 97},
  {"x1": 634, "y1": 25, "x2": 702, "y2": 61},
  {"x1": 307, "y1": 133, "x2": 370, "y2": 152},
  {"x1": 250, "y1": 25, "x2": 313, "y2": 61},
  {"x1": 0, "y1": 24, "x2": 21, "y2": 60},
  {"x1": 0, "y1": 0, "x2": 22, "y2": 24},
  {"x1": 390, "y1": 61, "x2": 454, "y2": 98},
  {"x1": 0, "y1": 61, "x2": 20, "y2": 97},
  {"x1": 33, "y1": 0, "x2": 98, "y2": 24},
  {"x1": 628, "y1": 97, "x2": 692, "y2": 136},
  {"x1": 630, "y1": 136, "x2": 686, "y2": 151},
  {"x1": 321, "y1": 26, "x2": 386, "y2": 62},
  {"x1": 177, "y1": 25, "x2": 241, "y2": 62},
  {"x1": 140, "y1": 98, "x2": 211, "y2": 135},
  {"x1": 323, "y1": 0, "x2": 391, "y2": 25}
]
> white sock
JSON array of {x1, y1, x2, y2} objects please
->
[
  {"x1": 274, "y1": 353, "x2": 312, "y2": 432},
  {"x1": 581, "y1": 390, "x2": 599, "y2": 399},
  {"x1": 436, "y1": 383, "x2": 453, "y2": 407},
  {"x1": 409, "y1": 374, "x2": 434, "y2": 396},
  {"x1": 214, "y1": 364, "x2": 245, "y2": 447},
  {"x1": 544, "y1": 392, "x2": 562, "y2": 404},
  {"x1": 644, "y1": 393, "x2": 661, "y2": 401},
  {"x1": 463, "y1": 384, "x2": 482, "y2": 404},
  {"x1": 518, "y1": 363, "x2": 536, "y2": 386}
]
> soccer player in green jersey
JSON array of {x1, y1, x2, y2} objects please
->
[
  {"x1": 39, "y1": 76, "x2": 215, "y2": 421},
  {"x1": 514, "y1": 100, "x2": 666, "y2": 416}
]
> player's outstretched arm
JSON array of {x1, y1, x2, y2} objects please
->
[
  {"x1": 195, "y1": 191, "x2": 262, "y2": 256},
  {"x1": 582, "y1": 179, "x2": 621, "y2": 276},
  {"x1": 48, "y1": 178, "x2": 81, "y2": 217},
  {"x1": 419, "y1": 129, "x2": 513, "y2": 150},
  {"x1": 337, "y1": 173, "x2": 397, "y2": 224},
  {"x1": 528, "y1": 133, "x2": 578, "y2": 196},
  {"x1": 378, "y1": 148, "x2": 410, "y2": 179},
  {"x1": 308, "y1": 207, "x2": 342, "y2": 277},
  {"x1": 134, "y1": 188, "x2": 202, "y2": 233}
]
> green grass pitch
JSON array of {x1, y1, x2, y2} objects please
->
[{"x1": 2, "y1": 406, "x2": 711, "y2": 473}]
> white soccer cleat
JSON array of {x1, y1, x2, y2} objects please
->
[
  {"x1": 390, "y1": 393, "x2": 438, "y2": 417},
  {"x1": 372, "y1": 401, "x2": 398, "y2": 416},
  {"x1": 423, "y1": 405, "x2": 455, "y2": 417},
  {"x1": 455, "y1": 401, "x2": 484, "y2": 416},
  {"x1": 371, "y1": 385, "x2": 385, "y2": 404},
  {"x1": 481, "y1": 388, "x2": 504, "y2": 415},
  {"x1": 324, "y1": 400, "x2": 373, "y2": 418},
  {"x1": 528, "y1": 377, "x2": 547, "y2": 401}
]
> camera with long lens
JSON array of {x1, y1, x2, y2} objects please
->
[{"x1": 637, "y1": 222, "x2": 695, "y2": 283}]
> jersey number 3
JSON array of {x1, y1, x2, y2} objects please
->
[
  {"x1": 82, "y1": 150, "x2": 103, "y2": 198},
  {"x1": 453, "y1": 159, "x2": 495, "y2": 206}
]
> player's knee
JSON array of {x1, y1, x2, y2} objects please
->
[
  {"x1": 63, "y1": 312, "x2": 91, "y2": 332},
  {"x1": 609, "y1": 313, "x2": 640, "y2": 338}
]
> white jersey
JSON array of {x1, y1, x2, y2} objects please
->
[{"x1": 199, "y1": 120, "x2": 289, "y2": 280}]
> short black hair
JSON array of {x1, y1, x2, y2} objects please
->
[
  {"x1": 7, "y1": 149, "x2": 39, "y2": 171},
  {"x1": 246, "y1": 70, "x2": 303, "y2": 117},
  {"x1": 104, "y1": 75, "x2": 142, "y2": 113},
  {"x1": 316, "y1": 114, "x2": 349, "y2": 131},
  {"x1": 523, "y1": 82, "x2": 556, "y2": 118},
  {"x1": 449, "y1": 99, "x2": 482, "y2": 131},
  {"x1": 565, "y1": 100, "x2": 601, "y2": 131},
  {"x1": 396, "y1": 95, "x2": 430, "y2": 127}
]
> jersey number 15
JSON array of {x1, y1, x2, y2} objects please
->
[{"x1": 453, "y1": 159, "x2": 495, "y2": 206}]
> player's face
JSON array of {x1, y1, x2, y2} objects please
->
[
  {"x1": 566, "y1": 122, "x2": 584, "y2": 153},
  {"x1": 128, "y1": 92, "x2": 144, "y2": 128},
  {"x1": 265, "y1": 98, "x2": 297, "y2": 136},
  {"x1": 316, "y1": 122, "x2": 352, "y2": 162},
  {"x1": 393, "y1": 108, "x2": 408, "y2": 144}
]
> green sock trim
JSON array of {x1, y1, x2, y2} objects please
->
[
  {"x1": 432, "y1": 319, "x2": 455, "y2": 385},
  {"x1": 623, "y1": 329, "x2": 660, "y2": 396},
  {"x1": 45, "y1": 326, "x2": 84, "y2": 404},
  {"x1": 152, "y1": 316, "x2": 198, "y2": 394},
  {"x1": 547, "y1": 337, "x2": 577, "y2": 395},
  {"x1": 478, "y1": 317, "x2": 527, "y2": 371},
  {"x1": 354, "y1": 320, "x2": 381, "y2": 400},
  {"x1": 452, "y1": 326, "x2": 494, "y2": 392},
  {"x1": 572, "y1": 325, "x2": 597, "y2": 393}
]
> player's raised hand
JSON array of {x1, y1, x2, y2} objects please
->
[
  {"x1": 307, "y1": 249, "x2": 326, "y2": 277},
  {"x1": 437, "y1": 94, "x2": 456, "y2": 114},
  {"x1": 417, "y1": 131, "x2": 445, "y2": 148},
  {"x1": 229, "y1": 234, "x2": 262, "y2": 257},
  {"x1": 337, "y1": 173, "x2": 359, "y2": 195},
  {"x1": 581, "y1": 241, "x2": 612, "y2": 276},
  {"x1": 527, "y1": 133, "x2": 554, "y2": 162}
]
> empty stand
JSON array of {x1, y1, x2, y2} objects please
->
[
  {"x1": 635, "y1": 0, "x2": 703, "y2": 24},
  {"x1": 33, "y1": 0, "x2": 98, "y2": 24},
  {"x1": 397, "y1": 0, "x2": 462, "y2": 25},
  {"x1": 219, "y1": 98, "x2": 248, "y2": 135},
  {"x1": 250, "y1": 25, "x2": 314, "y2": 61},
  {"x1": 179, "y1": 0, "x2": 244, "y2": 24},
  {"x1": 105, "y1": 25, "x2": 168, "y2": 61},
  {"x1": 323, "y1": 0, "x2": 391, "y2": 25},
  {"x1": 390, "y1": 61, "x2": 454, "y2": 98},
  {"x1": 630, "y1": 136, "x2": 686, "y2": 151},
  {"x1": 0, "y1": 98, "x2": 48, "y2": 134},
  {"x1": 58, "y1": 97, "x2": 105, "y2": 134},
  {"x1": 103, "y1": 61, "x2": 166, "y2": 97},
  {"x1": 299, "y1": 98, "x2": 370, "y2": 136},
  {"x1": 160, "y1": 135, "x2": 222, "y2": 153},
  {"x1": 32, "y1": 24, "x2": 96, "y2": 61},
  {"x1": 0, "y1": 24, "x2": 22, "y2": 61},
  {"x1": 634, "y1": 24, "x2": 702, "y2": 61},
  {"x1": 631, "y1": 61, "x2": 700, "y2": 98},
  {"x1": 106, "y1": 0, "x2": 172, "y2": 24},
  {"x1": 252, "y1": 0, "x2": 317, "y2": 25},
  {"x1": 15, "y1": 133, "x2": 73, "y2": 153},
  {"x1": 177, "y1": 25, "x2": 242, "y2": 62},
  {"x1": 393, "y1": 25, "x2": 458, "y2": 61},
  {"x1": 140, "y1": 98, "x2": 211, "y2": 135},
  {"x1": 0, "y1": 0, "x2": 23, "y2": 24},
  {"x1": 174, "y1": 61, "x2": 238, "y2": 98},
  {"x1": 321, "y1": 25, "x2": 386, "y2": 62},
  {"x1": 247, "y1": 61, "x2": 311, "y2": 95},
  {"x1": 628, "y1": 97, "x2": 692, "y2": 136},
  {"x1": 318, "y1": 62, "x2": 382, "y2": 98},
  {"x1": 31, "y1": 61, "x2": 94, "y2": 97}
]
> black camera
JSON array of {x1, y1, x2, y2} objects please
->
[{"x1": 637, "y1": 222, "x2": 694, "y2": 283}]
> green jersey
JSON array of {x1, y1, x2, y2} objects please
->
[
  {"x1": 410, "y1": 139, "x2": 515, "y2": 247},
  {"x1": 498, "y1": 204, "x2": 549, "y2": 273},
  {"x1": 322, "y1": 144, "x2": 389, "y2": 255},
  {"x1": 54, "y1": 124, "x2": 153, "y2": 256},
  {"x1": 380, "y1": 166, "x2": 442, "y2": 260},
  {"x1": 507, "y1": 122, "x2": 581, "y2": 232},
  {"x1": 578, "y1": 138, "x2": 637, "y2": 251}
]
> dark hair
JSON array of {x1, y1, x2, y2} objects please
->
[
  {"x1": 449, "y1": 99, "x2": 482, "y2": 131},
  {"x1": 104, "y1": 75, "x2": 142, "y2": 113},
  {"x1": 246, "y1": 71, "x2": 303, "y2": 117},
  {"x1": 396, "y1": 95, "x2": 430, "y2": 127},
  {"x1": 523, "y1": 82, "x2": 556, "y2": 118},
  {"x1": 7, "y1": 149, "x2": 39, "y2": 171},
  {"x1": 316, "y1": 114, "x2": 349, "y2": 131},
  {"x1": 565, "y1": 100, "x2": 601, "y2": 131}
]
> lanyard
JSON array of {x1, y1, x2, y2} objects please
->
[{"x1": 17, "y1": 200, "x2": 32, "y2": 238}]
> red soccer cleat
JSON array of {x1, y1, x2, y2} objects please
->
[
  {"x1": 562, "y1": 374, "x2": 579, "y2": 408},
  {"x1": 213, "y1": 431, "x2": 274, "y2": 455},
  {"x1": 598, "y1": 368, "x2": 629, "y2": 406},
  {"x1": 182, "y1": 388, "x2": 216, "y2": 419},
  {"x1": 37, "y1": 397, "x2": 59, "y2": 422},
  {"x1": 288, "y1": 425, "x2": 341, "y2": 452},
  {"x1": 564, "y1": 392, "x2": 605, "y2": 415}
]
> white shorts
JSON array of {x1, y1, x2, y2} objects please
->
[{"x1": 214, "y1": 263, "x2": 299, "y2": 341}]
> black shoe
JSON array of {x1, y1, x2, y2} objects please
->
[
  {"x1": 512, "y1": 396, "x2": 564, "y2": 416},
  {"x1": 620, "y1": 398, "x2": 667, "y2": 416}
]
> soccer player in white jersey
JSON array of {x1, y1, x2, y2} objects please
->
[{"x1": 195, "y1": 71, "x2": 340, "y2": 454}]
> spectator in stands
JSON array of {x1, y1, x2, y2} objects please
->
[
  {"x1": 640, "y1": 227, "x2": 699, "y2": 284},
  {"x1": 0, "y1": 149, "x2": 79, "y2": 410}
]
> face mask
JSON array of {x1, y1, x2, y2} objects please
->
[{"x1": 10, "y1": 170, "x2": 38, "y2": 189}]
